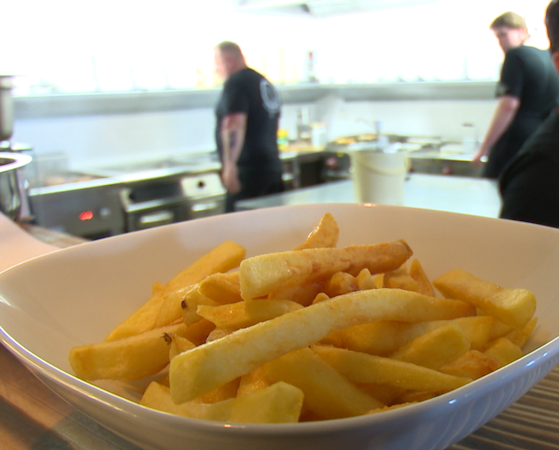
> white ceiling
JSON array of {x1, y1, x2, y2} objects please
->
[{"x1": 231, "y1": 0, "x2": 442, "y2": 17}]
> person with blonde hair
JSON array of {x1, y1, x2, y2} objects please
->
[
  {"x1": 499, "y1": 1, "x2": 559, "y2": 228},
  {"x1": 472, "y1": 11, "x2": 559, "y2": 178},
  {"x1": 213, "y1": 41, "x2": 283, "y2": 212}
]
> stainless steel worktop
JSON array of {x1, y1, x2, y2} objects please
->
[{"x1": 235, "y1": 173, "x2": 501, "y2": 218}]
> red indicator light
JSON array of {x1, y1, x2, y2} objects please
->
[{"x1": 79, "y1": 211, "x2": 94, "y2": 221}]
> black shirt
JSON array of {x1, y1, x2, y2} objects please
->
[
  {"x1": 499, "y1": 109, "x2": 559, "y2": 228},
  {"x1": 484, "y1": 45, "x2": 559, "y2": 179},
  {"x1": 215, "y1": 68, "x2": 282, "y2": 172}
]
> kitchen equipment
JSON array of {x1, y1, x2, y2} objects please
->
[
  {"x1": 28, "y1": 154, "x2": 226, "y2": 238},
  {"x1": 0, "y1": 152, "x2": 32, "y2": 221},
  {"x1": 0, "y1": 76, "x2": 14, "y2": 142},
  {"x1": 120, "y1": 170, "x2": 226, "y2": 232},
  {"x1": 0, "y1": 203, "x2": 558, "y2": 450},
  {"x1": 348, "y1": 142, "x2": 409, "y2": 205},
  {"x1": 28, "y1": 181, "x2": 126, "y2": 240}
]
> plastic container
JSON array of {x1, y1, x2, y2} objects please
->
[{"x1": 350, "y1": 145, "x2": 409, "y2": 205}]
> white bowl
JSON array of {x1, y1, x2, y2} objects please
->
[{"x1": 1, "y1": 203, "x2": 559, "y2": 450}]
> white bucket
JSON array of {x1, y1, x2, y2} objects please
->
[{"x1": 350, "y1": 147, "x2": 409, "y2": 205}]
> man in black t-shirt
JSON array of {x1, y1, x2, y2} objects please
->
[
  {"x1": 214, "y1": 41, "x2": 283, "y2": 212},
  {"x1": 472, "y1": 11, "x2": 559, "y2": 179},
  {"x1": 499, "y1": 1, "x2": 559, "y2": 228}
]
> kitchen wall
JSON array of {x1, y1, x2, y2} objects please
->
[{"x1": 4, "y1": 0, "x2": 555, "y2": 170}]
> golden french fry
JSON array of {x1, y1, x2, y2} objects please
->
[
  {"x1": 264, "y1": 348, "x2": 384, "y2": 420},
  {"x1": 170, "y1": 289, "x2": 475, "y2": 404},
  {"x1": 312, "y1": 345, "x2": 471, "y2": 393},
  {"x1": 292, "y1": 212, "x2": 339, "y2": 250},
  {"x1": 240, "y1": 240, "x2": 413, "y2": 300},
  {"x1": 383, "y1": 264, "x2": 420, "y2": 292},
  {"x1": 355, "y1": 268, "x2": 378, "y2": 291},
  {"x1": 142, "y1": 380, "x2": 303, "y2": 424},
  {"x1": 505, "y1": 317, "x2": 538, "y2": 348},
  {"x1": 394, "y1": 390, "x2": 441, "y2": 404},
  {"x1": 105, "y1": 241, "x2": 246, "y2": 341},
  {"x1": 206, "y1": 328, "x2": 232, "y2": 342},
  {"x1": 152, "y1": 281, "x2": 165, "y2": 296},
  {"x1": 390, "y1": 324, "x2": 470, "y2": 370},
  {"x1": 182, "y1": 318, "x2": 216, "y2": 346},
  {"x1": 439, "y1": 350, "x2": 499, "y2": 380},
  {"x1": 488, "y1": 317, "x2": 515, "y2": 341},
  {"x1": 141, "y1": 381, "x2": 214, "y2": 417},
  {"x1": 165, "y1": 333, "x2": 195, "y2": 360},
  {"x1": 267, "y1": 281, "x2": 326, "y2": 307},
  {"x1": 355, "y1": 383, "x2": 405, "y2": 406},
  {"x1": 155, "y1": 241, "x2": 246, "y2": 328},
  {"x1": 198, "y1": 271, "x2": 242, "y2": 305},
  {"x1": 367, "y1": 402, "x2": 417, "y2": 414},
  {"x1": 409, "y1": 259, "x2": 434, "y2": 296},
  {"x1": 338, "y1": 315, "x2": 492, "y2": 357},
  {"x1": 70, "y1": 323, "x2": 187, "y2": 381},
  {"x1": 193, "y1": 378, "x2": 240, "y2": 404},
  {"x1": 237, "y1": 365, "x2": 272, "y2": 396},
  {"x1": 483, "y1": 337, "x2": 524, "y2": 368},
  {"x1": 323, "y1": 271, "x2": 359, "y2": 297},
  {"x1": 433, "y1": 269, "x2": 536, "y2": 330},
  {"x1": 197, "y1": 299, "x2": 303, "y2": 331},
  {"x1": 181, "y1": 286, "x2": 220, "y2": 326}
]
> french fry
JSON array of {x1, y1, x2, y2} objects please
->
[
  {"x1": 197, "y1": 299, "x2": 303, "y2": 331},
  {"x1": 323, "y1": 271, "x2": 359, "y2": 297},
  {"x1": 394, "y1": 390, "x2": 441, "y2": 404},
  {"x1": 355, "y1": 383, "x2": 405, "y2": 406},
  {"x1": 165, "y1": 333, "x2": 195, "y2": 360},
  {"x1": 182, "y1": 318, "x2": 216, "y2": 346},
  {"x1": 483, "y1": 337, "x2": 524, "y2": 368},
  {"x1": 505, "y1": 317, "x2": 538, "y2": 348},
  {"x1": 439, "y1": 350, "x2": 499, "y2": 380},
  {"x1": 267, "y1": 281, "x2": 326, "y2": 306},
  {"x1": 193, "y1": 378, "x2": 240, "y2": 404},
  {"x1": 70, "y1": 323, "x2": 188, "y2": 381},
  {"x1": 312, "y1": 345, "x2": 471, "y2": 393},
  {"x1": 292, "y1": 212, "x2": 339, "y2": 250},
  {"x1": 155, "y1": 241, "x2": 246, "y2": 328},
  {"x1": 170, "y1": 289, "x2": 475, "y2": 404},
  {"x1": 355, "y1": 268, "x2": 378, "y2": 290},
  {"x1": 383, "y1": 264, "x2": 419, "y2": 292},
  {"x1": 181, "y1": 286, "x2": 220, "y2": 326},
  {"x1": 105, "y1": 240, "x2": 246, "y2": 341},
  {"x1": 409, "y1": 259, "x2": 434, "y2": 296},
  {"x1": 433, "y1": 269, "x2": 536, "y2": 330},
  {"x1": 339, "y1": 316, "x2": 493, "y2": 356},
  {"x1": 198, "y1": 271, "x2": 242, "y2": 305},
  {"x1": 237, "y1": 366, "x2": 272, "y2": 396},
  {"x1": 141, "y1": 380, "x2": 304, "y2": 423},
  {"x1": 389, "y1": 324, "x2": 470, "y2": 370},
  {"x1": 264, "y1": 348, "x2": 384, "y2": 419},
  {"x1": 239, "y1": 240, "x2": 413, "y2": 300}
]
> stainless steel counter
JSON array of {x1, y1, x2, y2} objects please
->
[{"x1": 235, "y1": 173, "x2": 501, "y2": 218}]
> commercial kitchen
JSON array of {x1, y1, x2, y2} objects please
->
[{"x1": 2, "y1": 0, "x2": 559, "y2": 449}]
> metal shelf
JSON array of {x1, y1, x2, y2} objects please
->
[{"x1": 14, "y1": 81, "x2": 496, "y2": 119}]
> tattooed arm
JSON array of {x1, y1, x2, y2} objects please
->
[{"x1": 220, "y1": 112, "x2": 247, "y2": 194}]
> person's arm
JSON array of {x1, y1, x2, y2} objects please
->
[
  {"x1": 220, "y1": 112, "x2": 247, "y2": 194},
  {"x1": 472, "y1": 95, "x2": 521, "y2": 167}
]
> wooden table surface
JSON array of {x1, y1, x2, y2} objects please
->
[{"x1": 1, "y1": 220, "x2": 559, "y2": 449}]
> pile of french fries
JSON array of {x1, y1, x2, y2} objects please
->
[{"x1": 69, "y1": 213, "x2": 538, "y2": 424}]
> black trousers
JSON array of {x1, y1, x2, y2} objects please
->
[{"x1": 226, "y1": 167, "x2": 283, "y2": 212}]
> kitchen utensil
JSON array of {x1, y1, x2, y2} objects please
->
[{"x1": 0, "y1": 152, "x2": 32, "y2": 221}]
